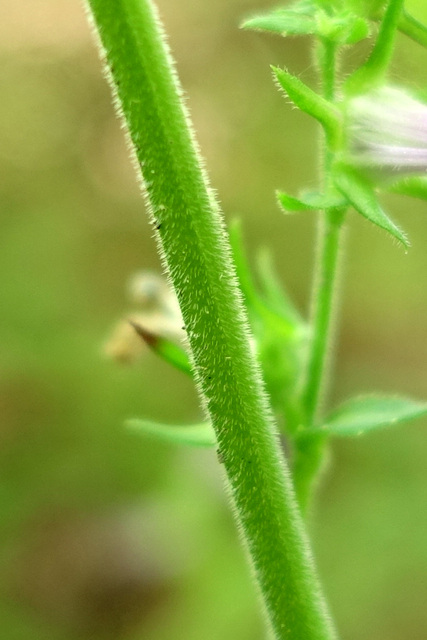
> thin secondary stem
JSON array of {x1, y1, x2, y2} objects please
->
[
  {"x1": 295, "y1": 206, "x2": 345, "y2": 510},
  {"x1": 346, "y1": 0, "x2": 405, "y2": 93},
  {"x1": 304, "y1": 39, "x2": 343, "y2": 426},
  {"x1": 295, "y1": 40, "x2": 345, "y2": 511},
  {"x1": 303, "y1": 206, "x2": 345, "y2": 425},
  {"x1": 321, "y1": 38, "x2": 336, "y2": 103},
  {"x1": 398, "y1": 10, "x2": 427, "y2": 49}
]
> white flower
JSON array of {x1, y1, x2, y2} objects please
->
[{"x1": 347, "y1": 86, "x2": 427, "y2": 173}]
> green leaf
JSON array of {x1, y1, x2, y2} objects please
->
[
  {"x1": 272, "y1": 66, "x2": 341, "y2": 145},
  {"x1": 397, "y1": 10, "x2": 427, "y2": 48},
  {"x1": 228, "y1": 218, "x2": 262, "y2": 311},
  {"x1": 228, "y1": 221, "x2": 308, "y2": 427},
  {"x1": 316, "y1": 11, "x2": 369, "y2": 44},
  {"x1": 129, "y1": 321, "x2": 192, "y2": 375},
  {"x1": 126, "y1": 418, "x2": 216, "y2": 447},
  {"x1": 313, "y1": 395, "x2": 427, "y2": 436},
  {"x1": 277, "y1": 190, "x2": 347, "y2": 213},
  {"x1": 387, "y1": 175, "x2": 427, "y2": 201},
  {"x1": 241, "y1": 2, "x2": 369, "y2": 45},
  {"x1": 241, "y1": 4, "x2": 317, "y2": 37},
  {"x1": 228, "y1": 218, "x2": 298, "y2": 334},
  {"x1": 333, "y1": 165, "x2": 409, "y2": 247},
  {"x1": 256, "y1": 247, "x2": 303, "y2": 324}
]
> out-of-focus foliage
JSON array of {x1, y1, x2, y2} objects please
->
[{"x1": 1, "y1": 1, "x2": 427, "y2": 639}]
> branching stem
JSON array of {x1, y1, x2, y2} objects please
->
[{"x1": 295, "y1": 40, "x2": 346, "y2": 511}]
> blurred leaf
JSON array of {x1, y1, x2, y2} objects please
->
[
  {"x1": 256, "y1": 247, "x2": 303, "y2": 324},
  {"x1": 241, "y1": 2, "x2": 317, "y2": 37},
  {"x1": 241, "y1": 1, "x2": 369, "y2": 44},
  {"x1": 277, "y1": 189, "x2": 347, "y2": 213},
  {"x1": 316, "y1": 10, "x2": 369, "y2": 44},
  {"x1": 314, "y1": 394, "x2": 427, "y2": 436},
  {"x1": 350, "y1": 0, "x2": 386, "y2": 19},
  {"x1": 130, "y1": 321, "x2": 192, "y2": 375},
  {"x1": 127, "y1": 418, "x2": 215, "y2": 447},
  {"x1": 258, "y1": 331, "x2": 308, "y2": 434},
  {"x1": 228, "y1": 218, "x2": 299, "y2": 334},
  {"x1": 333, "y1": 164, "x2": 409, "y2": 247},
  {"x1": 387, "y1": 175, "x2": 427, "y2": 201},
  {"x1": 228, "y1": 220, "x2": 308, "y2": 431},
  {"x1": 397, "y1": 10, "x2": 427, "y2": 48},
  {"x1": 272, "y1": 66, "x2": 341, "y2": 144},
  {"x1": 228, "y1": 218, "x2": 260, "y2": 309}
]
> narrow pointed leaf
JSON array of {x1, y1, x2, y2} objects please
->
[
  {"x1": 398, "y1": 10, "x2": 427, "y2": 48},
  {"x1": 256, "y1": 247, "x2": 303, "y2": 324},
  {"x1": 228, "y1": 218, "x2": 261, "y2": 311},
  {"x1": 127, "y1": 418, "x2": 215, "y2": 447},
  {"x1": 229, "y1": 218, "x2": 297, "y2": 334},
  {"x1": 241, "y1": 2, "x2": 369, "y2": 45},
  {"x1": 272, "y1": 66, "x2": 340, "y2": 144},
  {"x1": 228, "y1": 222, "x2": 308, "y2": 422},
  {"x1": 315, "y1": 395, "x2": 427, "y2": 436},
  {"x1": 130, "y1": 321, "x2": 192, "y2": 375},
  {"x1": 277, "y1": 190, "x2": 346, "y2": 213},
  {"x1": 333, "y1": 165, "x2": 409, "y2": 247},
  {"x1": 241, "y1": 7, "x2": 316, "y2": 37},
  {"x1": 387, "y1": 175, "x2": 427, "y2": 201}
]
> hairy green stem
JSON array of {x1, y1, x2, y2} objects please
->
[
  {"x1": 296, "y1": 206, "x2": 345, "y2": 511},
  {"x1": 320, "y1": 38, "x2": 336, "y2": 103},
  {"x1": 303, "y1": 207, "x2": 345, "y2": 425},
  {"x1": 364, "y1": 0, "x2": 405, "y2": 82},
  {"x1": 84, "y1": 1, "x2": 336, "y2": 638},
  {"x1": 295, "y1": 40, "x2": 345, "y2": 512},
  {"x1": 303, "y1": 39, "x2": 342, "y2": 426}
]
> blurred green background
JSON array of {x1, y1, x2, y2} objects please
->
[{"x1": 1, "y1": 1, "x2": 427, "y2": 639}]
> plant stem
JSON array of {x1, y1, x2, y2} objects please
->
[
  {"x1": 320, "y1": 38, "x2": 336, "y2": 104},
  {"x1": 303, "y1": 206, "x2": 345, "y2": 425},
  {"x1": 361, "y1": 0, "x2": 405, "y2": 83},
  {"x1": 346, "y1": 0, "x2": 405, "y2": 93},
  {"x1": 84, "y1": 1, "x2": 336, "y2": 638},
  {"x1": 295, "y1": 0, "x2": 405, "y2": 513},
  {"x1": 294, "y1": 40, "x2": 345, "y2": 511},
  {"x1": 295, "y1": 206, "x2": 345, "y2": 511},
  {"x1": 304, "y1": 40, "x2": 342, "y2": 425},
  {"x1": 398, "y1": 10, "x2": 427, "y2": 49}
]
